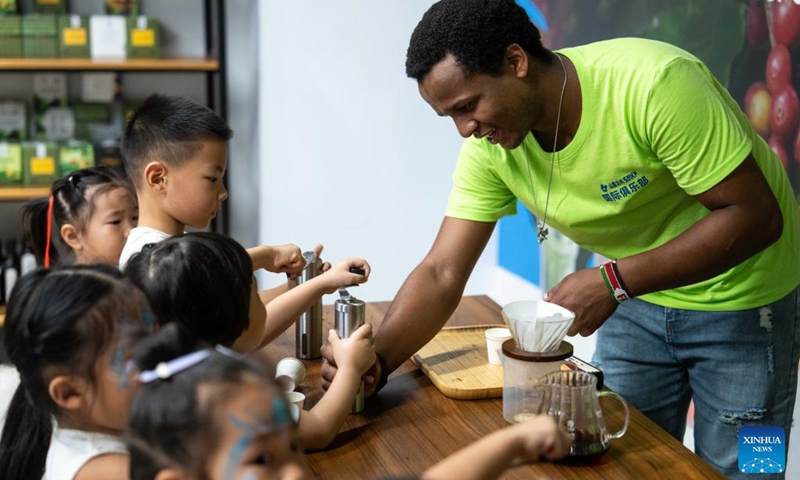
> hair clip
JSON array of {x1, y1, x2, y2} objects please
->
[
  {"x1": 139, "y1": 349, "x2": 212, "y2": 383},
  {"x1": 215, "y1": 344, "x2": 243, "y2": 359},
  {"x1": 141, "y1": 242, "x2": 158, "y2": 253}
]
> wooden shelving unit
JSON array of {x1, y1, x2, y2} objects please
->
[
  {"x1": 0, "y1": 58, "x2": 219, "y2": 72},
  {"x1": 0, "y1": 187, "x2": 51, "y2": 201}
]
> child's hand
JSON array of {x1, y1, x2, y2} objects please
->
[
  {"x1": 313, "y1": 243, "x2": 332, "y2": 273},
  {"x1": 513, "y1": 415, "x2": 571, "y2": 462},
  {"x1": 327, "y1": 323, "x2": 376, "y2": 376},
  {"x1": 318, "y1": 258, "x2": 370, "y2": 294},
  {"x1": 249, "y1": 244, "x2": 304, "y2": 275}
]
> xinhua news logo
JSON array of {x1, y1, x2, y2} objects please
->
[{"x1": 738, "y1": 426, "x2": 785, "y2": 474}]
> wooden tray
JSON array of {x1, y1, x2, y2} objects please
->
[{"x1": 412, "y1": 324, "x2": 505, "y2": 400}]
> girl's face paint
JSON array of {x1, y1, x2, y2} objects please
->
[
  {"x1": 88, "y1": 341, "x2": 141, "y2": 434},
  {"x1": 208, "y1": 382, "x2": 308, "y2": 480}
]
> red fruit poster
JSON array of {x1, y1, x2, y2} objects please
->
[{"x1": 532, "y1": 0, "x2": 800, "y2": 197}]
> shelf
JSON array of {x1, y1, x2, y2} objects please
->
[
  {"x1": 0, "y1": 187, "x2": 51, "y2": 200},
  {"x1": 0, "y1": 58, "x2": 219, "y2": 72}
]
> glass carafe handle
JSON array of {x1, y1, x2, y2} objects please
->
[{"x1": 598, "y1": 391, "x2": 629, "y2": 439}]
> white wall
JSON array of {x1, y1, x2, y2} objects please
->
[{"x1": 257, "y1": 1, "x2": 497, "y2": 303}]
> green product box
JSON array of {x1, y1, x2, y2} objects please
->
[
  {"x1": 22, "y1": 15, "x2": 58, "y2": 58},
  {"x1": 59, "y1": 140, "x2": 94, "y2": 175},
  {"x1": 22, "y1": 141, "x2": 58, "y2": 186},
  {"x1": 0, "y1": 100, "x2": 26, "y2": 140},
  {"x1": 0, "y1": 142, "x2": 23, "y2": 185},
  {"x1": 126, "y1": 16, "x2": 159, "y2": 59},
  {"x1": 0, "y1": 16, "x2": 22, "y2": 58},
  {"x1": 58, "y1": 14, "x2": 90, "y2": 58},
  {"x1": 73, "y1": 102, "x2": 110, "y2": 141},
  {"x1": 73, "y1": 102, "x2": 110, "y2": 122},
  {"x1": 33, "y1": 0, "x2": 66, "y2": 14},
  {"x1": 0, "y1": 0, "x2": 17, "y2": 15}
]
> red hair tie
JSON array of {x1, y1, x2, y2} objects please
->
[{"x1": 44, "y1": 194, "x2": 54, "y2": 268}]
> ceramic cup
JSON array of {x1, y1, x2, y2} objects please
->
[
  {"x1": 485, "y1": 327, "x2": 513, "y2": 365},
  {"x1": 276, "y1": 357, "x2": 306, "y2": 392}
]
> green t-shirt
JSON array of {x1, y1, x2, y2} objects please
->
[{"x1": 446, "y1": 38, "x2": 800, "y2": 311}]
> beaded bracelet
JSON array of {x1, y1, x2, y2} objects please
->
[{"x1": 599, "y1": 260, "x2": 633, "y2": 303}]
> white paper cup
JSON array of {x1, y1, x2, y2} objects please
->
[
  {"x1": 485, "y1": 328, "x2": 513, "y2": 365},
  {"x1": 276, "y1": 357, "x2": 306, "y2": 392},
  {"x1": 285, "y1": 391, "x2": 306, "y2": 410}
]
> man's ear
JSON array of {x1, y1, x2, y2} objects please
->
[
  {"x1": 144, "y1": 162, "x2": 168, "y2": 191},
  {"x1": 154, "y1": 469, "x2": 191, "y2": 480},
  {"x1": 48, "y1": 375, "x2": 89, "y2": 412},
  {"x1": 505, "y1": 43, "x2": 529, "y2": 78},
  {"x1": 60, "y1": 223, "x2": 83, "y2": 251}
]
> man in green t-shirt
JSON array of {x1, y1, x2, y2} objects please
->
[{"x1": 321, "y1": 0, "x2": 800, "y2": 476}]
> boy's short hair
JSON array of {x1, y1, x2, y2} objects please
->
[{"x1": 121, "y1": 94, "x2": 233, "y2": 189}]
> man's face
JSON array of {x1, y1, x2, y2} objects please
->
[{"x1": 418, "y1": 53, "x2": 533, "y2": 150}]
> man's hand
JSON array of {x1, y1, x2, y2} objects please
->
[
  {"x1": 320, "y1": 340, "x2": 380, "y2": 397},
  {"x1": 544, "y1": 267, "x2": 618, "y2": 337}
]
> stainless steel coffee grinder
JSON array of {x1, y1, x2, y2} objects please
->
[
  {"x1": 335, "y1": 280, "x2": 366, "y2": 413},
  {"x1": 290, "y1": 251, "x2": 323, "y2": 359}
]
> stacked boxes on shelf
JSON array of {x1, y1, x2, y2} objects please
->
[
  {"x1": 0, "y1": 138, "x2": 95, "y2": 186},
  {"x1": 22, "y1": 14, "x2": 58, "y2": 58},
  {"x1": 0, "y1": 1, "x2": 159, "y2": 60},
  {"x1": 0, "y1": 16, "x2": 22, "y2": 58}
]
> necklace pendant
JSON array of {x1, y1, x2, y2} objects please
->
[{"x1": 537, "y1": 227, "x2": 549, "y2": 244}]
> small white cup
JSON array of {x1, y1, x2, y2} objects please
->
[
  {"x1": 276, "y1": 357, "x2": 306, "y2": 392},
  {"x1": 485, "y1": 328, "x2": 512, "y2": 365},
  {"x1": 285, "y1": 391, "x2": 305, "y2": 410},
  {"x1": 284, "y1": 391, "x2": 305, "y2": 423}
]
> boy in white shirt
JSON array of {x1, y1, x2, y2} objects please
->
[{"x1": 118, "y1": 93, "x2": 302, "y2": 274}]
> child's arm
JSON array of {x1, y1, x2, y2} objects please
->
[
  {"x1": 73, "y1": 453, "x2": 129, "y2": 480},
  {"x1": 257, "y1": 258, "x2": 370, "y2": 347},
  {"x1": 258, "y1": 283, "x2": 290, "y2": 304},
  {"x1": 420, "y1": 416, "x2": 570, "y2": 480},
  {"x1": 296, "y1": 324, "x2": 375, "y2": 450},
  {"x1": 247, "y1": 243, "x2": 304, "y2": 275},
  {"x1": 257, "y1": 243, "x2": 330, "y2": 304}
]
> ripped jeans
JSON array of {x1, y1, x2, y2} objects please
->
[{"x1": 593, "y1": 285, "x2": 800, "y2": 479}]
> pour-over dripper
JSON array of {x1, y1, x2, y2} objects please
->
[{"x1": 501, "y1": 300, "x2": 575, "y2": 352}]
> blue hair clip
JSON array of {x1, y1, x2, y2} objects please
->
[{"x1": 139, "y1": 349, "x2": 212, "y2": 383}]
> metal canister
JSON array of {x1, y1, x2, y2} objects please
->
[
  {"x1": 290, "y1": 251, "x2": 323, "y2": 359},
  {"x1": 335, "y1": 291, "x2": 366, "y2": 413}
]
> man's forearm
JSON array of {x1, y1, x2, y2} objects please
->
[{"x1": 375, "y1": 262, "x2": 464, "y2": 373}]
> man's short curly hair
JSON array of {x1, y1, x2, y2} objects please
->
[{"x1": 406, "y1": 0, "x2": 551, "y2": 81}]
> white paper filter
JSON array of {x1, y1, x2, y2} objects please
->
[{"x1": 501, "y1": 300, "x2": 575, "y2": 352}]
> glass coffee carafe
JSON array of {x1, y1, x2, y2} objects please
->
[{"x1": 535, "y1": 371, "x2": 629, "y2": 458}]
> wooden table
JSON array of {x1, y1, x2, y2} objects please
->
[{"x1": 260, "y1": 295, "x2": 724, "y2": 480}]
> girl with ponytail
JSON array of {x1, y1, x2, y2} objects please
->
[
  {"x1": 21, "y1": 166, "x2": 138, "y2": 267},
  {"x1": 0, "y1": 264, "x2": 151, "y2": 480}
]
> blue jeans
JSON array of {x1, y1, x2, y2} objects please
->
[{"x1": 592, "y1": 286, "x2": 800, "y2": 479}]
